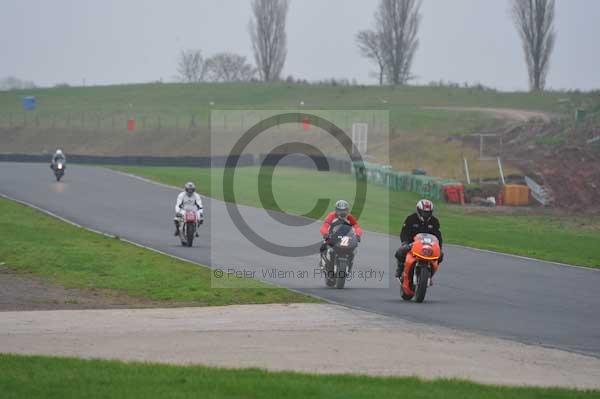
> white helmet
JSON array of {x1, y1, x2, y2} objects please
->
[
  {"x1": 184, "y1": 182, "x2": 196, "y2": 196},
  {"x1": 416, "y1": 199, "x2": 434, "y2": 222},
  {"x1": 335, "y1": 199, "x2": 349, "y2": 218}
]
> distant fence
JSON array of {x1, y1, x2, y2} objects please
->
[
  {"x1": 0, "y1": 111, "x2": 208, "y2": 131},
  {"x1": 0, "y1": 110, "x2": 388, "y2": 134}
]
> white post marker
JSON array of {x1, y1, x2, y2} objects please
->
[
  {"x1": 497, "y1": 157, "x2": 505, "y2": 184},
  {"x1": 463, "y1": 157, "x2": 471, "y2": 185},
  {"x1": 352, "y1": 122, "x2": 368, "y2": 157}
]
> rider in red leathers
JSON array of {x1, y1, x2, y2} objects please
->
[{"x1": 319, "y1": 200, "x2": 363, "y2": 258}]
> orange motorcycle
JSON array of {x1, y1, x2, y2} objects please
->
[{"x1": 400, "y1": 233, "x2": 441, "y2": 303}]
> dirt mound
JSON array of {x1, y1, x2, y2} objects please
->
[
  {"x1": 514, "y1": 148, "x2": 600, "y2": 209},
  {"x1": 501, "y1": 118, "x2": 600, "y2": 210}
]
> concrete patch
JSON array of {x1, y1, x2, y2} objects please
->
[{"x1": 1, "y1": 303, "x2": 599, "y2": 389}]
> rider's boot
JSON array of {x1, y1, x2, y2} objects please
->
[
  {"x1": 319, "y1": 246, "x2": 330, "y2": 271},
  {"x1": 195, "y1": 219, "x2": 203, "y2": 237},
  {"x1": 395, "y1": 259, "x2": 403, "y2": 282},
  {"x1": 174, "y1": 219, "x2": 180, "y2": 236}
]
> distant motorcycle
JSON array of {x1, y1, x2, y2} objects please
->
[
  {"x1": 322, "y1": 222, "x2": 359, "y2": 289},
  {"x1": 52, "y1": 162, "x2": 65, "y2": 181},
  {"x1": 177, "y1": 206, "x2": 199, "y2": 247},
  {"x1": 400, "y1": 233, "x2": 441, "y2": 303}
]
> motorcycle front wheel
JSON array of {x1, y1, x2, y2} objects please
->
[
  {"x1": 185, "y1": 223, "x2": 195, "y2": 247},
  {"x1": 335, "y1": 258, "x2": 348, "y2": 289},
  {"x1": 414, "y1": 265, "x2": 430, "y2": 303}
]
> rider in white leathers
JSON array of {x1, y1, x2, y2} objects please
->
[
  {"x1": 174, "y1": 182, "x2": 204, "y2": 237},
  {"x1": 50, "y1": 149, "x2": 66, "y2": 170}
]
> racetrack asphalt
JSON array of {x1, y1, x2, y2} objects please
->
[{"x1": 1, "y1": 162, "x2": 598, "y2": 357}]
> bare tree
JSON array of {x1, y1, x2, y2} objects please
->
[
  {"x1": 176, "y1": 49, "x2": 207, "y2": 82},
  {"x1": 205, "y1": 53, "x2": 256, "y2": 82},
  {"x1": 377, "y1": 0, "x2": 422, "y2": 85},
  {"x1": 512, "y1": 0, "x2": 556, "y2": 92},
  {"x1": 249, "y1": 0, "x2": 289, "y2": 82},
  {"x1": 356, "y1": 30, "x2": 386, "y2": 85}
]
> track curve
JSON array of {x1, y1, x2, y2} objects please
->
[{"x1": 1, "y1": 162, "x2": 598, "y2": 356}]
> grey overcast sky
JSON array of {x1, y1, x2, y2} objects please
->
[{"x1": 1, "y1": 0, "x2": 598, "y2": 91}]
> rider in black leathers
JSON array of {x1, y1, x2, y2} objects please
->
[{"x1": 394, "y1": 199, "x2": 444, "y2": 278}]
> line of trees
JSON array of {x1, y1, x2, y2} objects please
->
[
  {"x1": 177, "y1": 50, "x2": 256, "y2": 83},
  {"x1": 176, "y1": 0, "x2": 557, "y2": 92},
  {"x1": 0, "y1": 76, "x2": 36, "y2": 91},
  {"x1": 177, "y1": 0, "x2": 289, "y2": 83}
]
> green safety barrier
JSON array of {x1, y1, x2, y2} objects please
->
[{"x1": 352, "y1": 162, "x2": 458, "y2": 200}]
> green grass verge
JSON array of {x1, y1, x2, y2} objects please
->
[
  {"x1": 110, "y1": 165, "x2": 600, "y2": 268},
  {"x1": 0, "y1": 197, "x2": 316, "y2": 305},
  {"x1": 1, "y1": 354, "x2": 597, "y2": 399}
]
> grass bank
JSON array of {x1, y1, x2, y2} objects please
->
[
  {"x1": 0, "y1": 197, "x2": 316, "y2": 305},
  {"x1": 0, "y1": 354, "x2": 596, "y2": 399},
  {"x1": 110, "y1": 165, "x2": 600, "y2": 268}
]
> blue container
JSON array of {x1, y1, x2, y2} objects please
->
[{"x1": 23, "y1": 96, "x2": 36, "y2": 111}]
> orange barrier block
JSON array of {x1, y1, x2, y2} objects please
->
[{"x1": 503, "y1": 184, "x2": 529, "y2": 206}]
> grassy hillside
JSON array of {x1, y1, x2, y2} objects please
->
[
  {"x1": 0, "y1": 82, "x2": 577, "y2": 115},
  {"x1": 0, "y1": 82, "x2": 586, "y2": 178}
]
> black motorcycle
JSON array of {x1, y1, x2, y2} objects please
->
[{"x1": 322, "y1": 222, "x2": 359, "y2": 289}]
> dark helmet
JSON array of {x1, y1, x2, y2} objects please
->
[
  {"x1": 335, "y1": 199, "x2": 349, "y2": 218},
  {"x1": 184, "y1": 182, "x2": 196, "y2": 196},
  {"x1": 416, "y1": 199, "x2": 433, "y2": 222}
]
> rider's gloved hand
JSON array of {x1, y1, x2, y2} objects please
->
[{"x1": 399, "y1": 242, "x2": 411, "y2": 252}]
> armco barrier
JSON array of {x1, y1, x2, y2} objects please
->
[
  {"x1": 0, "y1": 153, "x2": 347, "y2": 171},
  {"x1": 353, "y1": 162, "x2": 460, "y2": 200},
  {"x1": 257, "y1": 153, "x2": 351, "y2": 174},
  {"x1": 2, "y1": 153, "x2": 459, "y2": 201},
  {"x1": 0, "y1": 153, "x2": 255, "y2": 168}
]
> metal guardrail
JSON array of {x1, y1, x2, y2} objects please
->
[
  {"x1": 0, "y1": 153, "x2": 351, "y2": 173},
  {"x1": 524, "y1": 176, "x2": 552, "y2": 206},
  {"x1": 0, "y1": 153, "x2": 254, "y2": 168}
]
